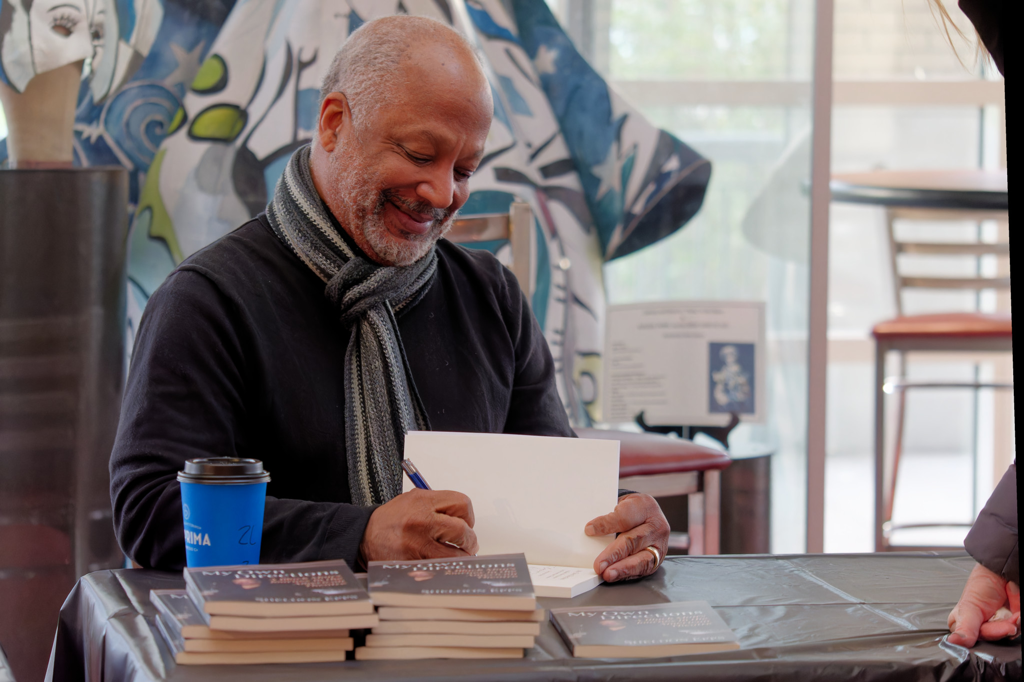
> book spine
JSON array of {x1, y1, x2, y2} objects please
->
[
  {"x1": 184, "y1": 581, "x2": 212, "y2": 626},
  {"x1": 152, "y1": 598, "x2": 186, "y2": 641},
  {"x1": 149, "y1": 593, "x2": 175, "y2": 626},
  {"x1": 181, "y1": 568, "x2": 198, "y2": 600},
  {"x1": 547, "y1": 614, "x2": 577, "y2": 657},
  {"x1": 155, "y1": 613, "x2": 186, "y2": 657}
]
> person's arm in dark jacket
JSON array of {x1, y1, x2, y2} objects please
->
[
  {"x1": 965, "y1": 463, "x2": 1018, "y2": 585},
  {"x1": 948, "y1": 462, "x2": 1019, "y2": 647}
]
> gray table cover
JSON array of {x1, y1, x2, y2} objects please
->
[{"x1": 47, "y1": 553, "x2": 1021, "y2": 681}]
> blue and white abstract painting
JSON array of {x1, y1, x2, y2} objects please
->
[{"x1": 1, "y1": 0, "x2": 711, "y2": 426}]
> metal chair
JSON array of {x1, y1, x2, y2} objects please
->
[{"x1": 873, "y1": 205, "x2": 1012, "y2": 551}]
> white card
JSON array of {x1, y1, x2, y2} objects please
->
[
  {"x1": 603, "y1": 300, "x2": 766, "y2": 426},
  {"x1": 402, "y1": 431, "x2": 619, "y2": 569}
]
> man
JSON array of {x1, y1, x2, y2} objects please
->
[{"x1": 110, "y1": 15, "x2": 669, "y2": 584}]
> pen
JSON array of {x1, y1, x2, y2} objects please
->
[
  {"x1": 401, "y1": 459, "x2": 432, "y2": 490},
  {"x1": 400, "y1": 459, "x2": 466, "y2": 552}
]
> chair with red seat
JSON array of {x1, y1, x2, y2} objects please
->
[
  {"x1": 872, "y1": 206, "x2": 1012, "y2": 552},
  {"x1": 574, "y1": 428, "x2": 731, "y2": 555}
]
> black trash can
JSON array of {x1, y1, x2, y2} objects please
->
[{"x1": 0, "y1": 167, "x2": 129, "y2": 681}]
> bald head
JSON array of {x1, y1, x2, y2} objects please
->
[
  {"x1": 320, "y1": 15, "x2": 489, "y2": 130},
  {"x1": 309, "y1": 15, "x2": 493, "y2": 267}
]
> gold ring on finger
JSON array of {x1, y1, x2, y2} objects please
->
[{"x1": 644, "y1": 545, "x2": 661, "y2": 567}]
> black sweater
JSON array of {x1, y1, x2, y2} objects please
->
[{"x1": 110, "y1": 215, "x2": 573, "y2": 570}]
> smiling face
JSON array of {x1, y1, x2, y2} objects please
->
[{"x1": 311, "y1": 37, "x2": 493, "y2": 267}]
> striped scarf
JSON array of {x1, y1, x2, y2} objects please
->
[{"x1": 265, "y1": 144, "x2": 435, "y2": 506}]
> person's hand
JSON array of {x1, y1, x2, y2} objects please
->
[
  {"x1": 359, "y1": 489, "x2": 479, "y2": 563},
  {"x1": 585, "y1": 493, "x2": 670, "y2": 583},
  {"x1": 947, "y1": 563, "x2": 1021, "y2": 647}
]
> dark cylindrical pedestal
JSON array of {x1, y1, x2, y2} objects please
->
[
  {"x1": 720, "y1": 446, "x2": 772, "y2": 554},
  {"x1": 0, "y1": 167, "x2": 128, "y2": 682}
]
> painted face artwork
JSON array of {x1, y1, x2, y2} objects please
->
[
  {"x1": 32, "y1": 0, "x2": 105, "y2": 73},
  {"x1": 0, "y1": 0, "x2": 160, "y2": 98},
  {"x1": 0, "y1": 0, "x2": 102, "y2": 91}
]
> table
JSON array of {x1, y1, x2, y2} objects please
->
[
  {"x1": 47, "y1": 553, "x2": 1021, "y2": 681},
  {"x1": 830, "y1": 169, "x2": 1009, "y2": 210}
]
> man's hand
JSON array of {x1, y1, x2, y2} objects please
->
[
  {"x1": 947, "y1": 563, "x2": 1021, "y2": 647},
  {"x1": 585, "y1": 493, "x2": 669, "y2": 583},
  {"x1": 359, "y1": 489, "x2": 479, "y2": 563}
]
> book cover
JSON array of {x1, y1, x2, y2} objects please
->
[
  {"x1": 364, "y1": 633, "x2": 535, "y2": 649},
  {"x1": 354, "y1": 646, "x2": 524, "y2": 660},
  {"x1": 377, "y1": 606, "x2": 545, "y2": 622},
  {"x1": 549, "y1": 601, "x2": 740, "y2": 658},
  {"x1": 367, "y1": 554, "x2": 536, "y2": 611},
  {"x1": 372, "y1": 620, "x2": 540, "y2": 636},
  {"x1": 183, "y1": 559, "x2": 373, "y2": 617},
  {"x1": 528, "y1": 565, "x2": 602, "y2": 598}
]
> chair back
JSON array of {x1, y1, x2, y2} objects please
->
[
  {"x1": 885, "y1": 206, "x2": 1010, "y2": 316},
  {"x1": 447, "y1": 201, "x2": 535, "y2": 303}
]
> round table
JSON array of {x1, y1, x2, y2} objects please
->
[{"x1": 830, "y1": 169, "x2": 1008, "y2": 210}]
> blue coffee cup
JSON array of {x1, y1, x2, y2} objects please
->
[{"x1": 177, "y1": 458, "x2": 271, "y2": 567}]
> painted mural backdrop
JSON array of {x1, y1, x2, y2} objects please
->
[{"x1": 1, "y1": 0, "x2": 710, "y2": 426}]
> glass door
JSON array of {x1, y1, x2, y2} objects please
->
[{"x1": 550, "y1": 0, "x2": 826, "y2": 552}]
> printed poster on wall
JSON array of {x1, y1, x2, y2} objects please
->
[{"x1": 602, "y1": 301, "x2": 766, "y2": 427}]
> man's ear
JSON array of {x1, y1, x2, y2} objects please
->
[{"x1": 317, "y1": 92, "x2": 351, "y2": 152}]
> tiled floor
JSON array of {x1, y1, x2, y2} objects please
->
[{"x1": 825, "y1": 450, "x2": 976, "y2": 553}]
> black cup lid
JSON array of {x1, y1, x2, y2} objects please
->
[{"x1": 178, "y1": 458, "x2": 270, "y2": 484}]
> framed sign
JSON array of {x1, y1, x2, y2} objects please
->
[{"x1": 603, "y1": 301, "x2": 766, "y2": 426}]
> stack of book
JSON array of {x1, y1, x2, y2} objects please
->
[
  {"x1": 356, "y1": 553, "x2": 541, "y2": 660},
  {"x1": 152, "y1": 559, "x2": 378, "y2": 665}
]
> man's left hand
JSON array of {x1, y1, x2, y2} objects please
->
[{"x1": 585, "y1": 493, "x2": 670, "y2": 583}]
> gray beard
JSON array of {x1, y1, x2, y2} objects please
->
[
  {"x1": 363, "y1": 194, "x2": 454, "y2": 267},
  {"x1": 324, "y1": 144, "x2": 455, "y2": 267}
]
